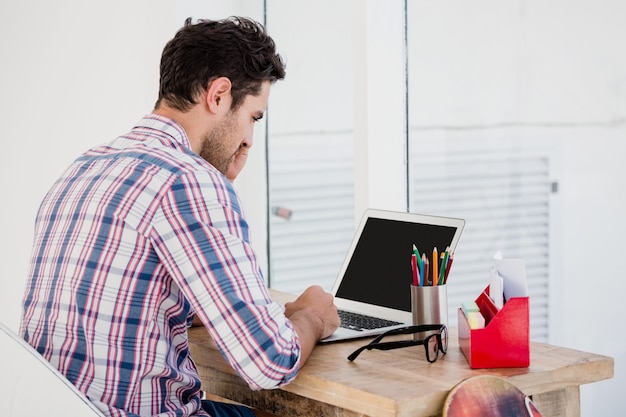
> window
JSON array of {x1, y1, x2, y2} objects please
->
[
  {"x1": 406, "y1": 2, "x2": 557, "y2": 341},
  {"x1": 259, "y1": 1, "x2": 555, "y2": 342},
  {"x1": 266, "y1": 0, "x2": 356, "y2": 293}
]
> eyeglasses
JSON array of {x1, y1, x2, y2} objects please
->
[{"x1": 347, "y1": 324, "x2": 448, "y2": 362}]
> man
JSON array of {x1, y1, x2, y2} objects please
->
[{"x1": 20, "y1": 17, "x2": 340, "y2": 417}]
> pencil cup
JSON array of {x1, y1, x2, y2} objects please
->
[{"x1": 411, "y1": 284, "x2": 448, "y2": 332}]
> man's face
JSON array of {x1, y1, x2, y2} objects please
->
[{"x1": 199, "y1": 81, "x2": 270, "y2": 177}]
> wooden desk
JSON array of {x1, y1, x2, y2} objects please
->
[{"x1": 188, "y1": 294, "x2": 613, "y2": 417}]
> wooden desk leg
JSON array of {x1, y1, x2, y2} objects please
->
[{"x1": 531, "y1": 386, "x2": 580, "y2": 417}]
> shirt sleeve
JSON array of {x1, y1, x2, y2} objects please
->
[{"x1": 149, "y1": 169, "x2": 301, "y2": 390}]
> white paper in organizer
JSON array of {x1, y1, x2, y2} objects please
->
[{"x1": 491, "y1": 250, "x2": 528, "y2": 304}]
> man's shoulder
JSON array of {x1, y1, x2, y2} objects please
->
[{"x1": 82, "y1": 133, "x2": 207, "y2": 178}]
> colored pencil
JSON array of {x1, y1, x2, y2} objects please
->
[
  {"x1": 432, "y1": 247, "x2": 438, "y2": 286},
  {"x1": 444, "y1": 251, "x2": 454, "y2": 284},
  {"x1": 411, "y1": 253, "x2": 419, "y2": 286}
]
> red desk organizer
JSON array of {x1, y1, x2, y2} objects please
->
[{"x1": 458, "y1": 286, "x2": 529, "y2": 368}]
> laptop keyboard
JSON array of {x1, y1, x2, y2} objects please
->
[{"x1": 338, "y1": 310, "x2": 402, "y2": 331}]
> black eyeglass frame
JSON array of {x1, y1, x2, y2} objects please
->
[{"x1": 347, "y1": 324, "x2": 448, "y2": 362}]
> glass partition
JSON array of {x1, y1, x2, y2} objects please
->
[
  {"x1": 406, "y1": 2, "x2": 555, "y2": 341},
  {"x1": 265, "y1": 0, "x2": 356, "y2": 293}
]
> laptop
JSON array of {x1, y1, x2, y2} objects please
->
[{"x1": 321, "y1": 209, "x2": 465, "y2": 343}]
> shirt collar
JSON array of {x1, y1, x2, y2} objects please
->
[{"x1": 133, "y1": 114, "x2": 192, "y2": 151}]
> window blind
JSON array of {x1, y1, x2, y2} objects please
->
[
  {"x1": 268, "y1": 132, "x2": 355, "y2": 294},
  {"x1": 268, "y1": 133, "x2": 551, "y2": 342}
]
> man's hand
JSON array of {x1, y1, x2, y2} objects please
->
[
  {"x1": 225, "y1": 145, "x2": 249, "y2": 182},
  {"x1": 284, "y1": 285, "x2": 340, "y2": 365}
]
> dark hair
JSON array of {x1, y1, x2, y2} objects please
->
[{"x1": 155, "y1": 16, "x2": 286, "y2": 112}]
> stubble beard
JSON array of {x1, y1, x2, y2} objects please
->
[{"x1": 198, "y1": 114, "x2": 237, "y2": 175}]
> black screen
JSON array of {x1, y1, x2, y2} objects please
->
[{"x1": 335, "y1": 217, "x2": 458, "y2": 312}]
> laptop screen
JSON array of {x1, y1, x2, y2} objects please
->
[{"x1": 334, "y1": 216, "x2": 461, "y2": 313}]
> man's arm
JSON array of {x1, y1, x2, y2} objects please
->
[
  {"x1": 157, "y1": 170, "x2": 339, "y2": 390},
  {"x1": 192, "y1": 285, "x2": 340, "y2": 365},
  {"x1": 283, "y1": 285, "x2": 340, "y2": 365}
]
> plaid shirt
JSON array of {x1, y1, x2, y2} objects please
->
[{"x1": 20, "y1": 114, "x2": 301, "y2": 417}]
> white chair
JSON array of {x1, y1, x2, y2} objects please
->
[{"x1": 0, "y1": 322, "x2": 105, "y2": 416}]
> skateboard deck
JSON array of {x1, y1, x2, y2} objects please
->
[{"x1": 443, "y1": 375, "x2": 542, "y2": 417}]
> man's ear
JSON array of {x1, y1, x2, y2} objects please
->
[{"x1": 206, "y1": 77, "x2": 232, "y2": 114}]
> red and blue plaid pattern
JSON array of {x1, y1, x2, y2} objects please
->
[{"x1": 20, "y1": 114, "x2": 300, "y2": 417}]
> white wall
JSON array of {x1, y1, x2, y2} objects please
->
[
  {"x1": 0, "y1": 0, "x2": 176, "y2": 329},
  {"x1": 0, "y1": 0, "x2": 270, "y2": 328},
  {"x1": 0, "y1": 0, "x2": 623, "y2": 415},
  {"x1": 561, "y1": 127, "x2": 626, "y2": 416}
]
